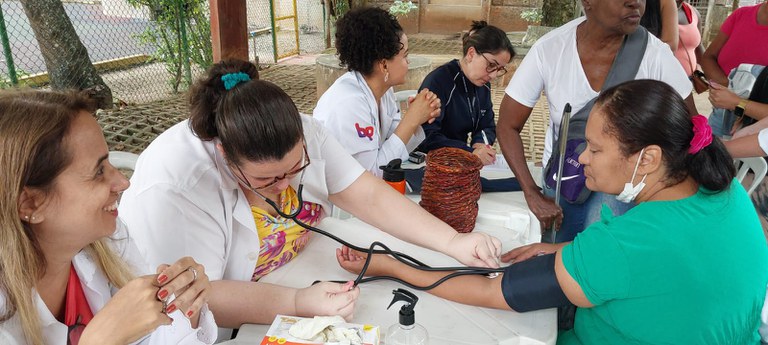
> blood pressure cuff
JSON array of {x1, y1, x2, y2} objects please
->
[{"x1": 500, "y1": 253, "x2": 571, "y2": 312}]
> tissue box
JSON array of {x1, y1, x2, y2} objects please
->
[{"x1": 260, "y1": 315, "x2": 380, "y2": 345}]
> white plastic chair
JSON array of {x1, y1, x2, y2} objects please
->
[
  {"x1": 735, "y1": 157, "x2": 768, "y2": 195},
  {"x1": 394, "y1": 89, "x2": 418, "y2": 113},
  {"x1": 109, "y1": 151, "x2": 139, "y2": 171}
]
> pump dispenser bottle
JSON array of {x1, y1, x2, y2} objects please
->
[
  {"x1": 385, "y1": 289, "x2": 429, "y2": 345},
  {"x1": 381, "y1": 159, "x2": 406, "y2": 194}
]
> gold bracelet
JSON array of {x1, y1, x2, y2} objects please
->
[{"x1": 738, "y1": 99, "x2": 749, "y2": 113}]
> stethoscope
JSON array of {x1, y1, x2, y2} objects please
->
[{"x1": 238, "y1": 165, "x2": 504, "y2": 291}]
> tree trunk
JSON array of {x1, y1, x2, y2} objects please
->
[
  {"x1": 19, "y1": 0, "x2": 113, "y2": 109},
  {"x1": 542, "y1": 0, "x2": 576, "y2": 27}
]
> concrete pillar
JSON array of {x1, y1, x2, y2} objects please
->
[{"x1": 210, "y1": 0, "x2": 248, "y2": 62}]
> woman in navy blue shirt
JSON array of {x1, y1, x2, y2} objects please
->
[{"x1": 415, "y1": 21, "x2": 515, "y2": 165}]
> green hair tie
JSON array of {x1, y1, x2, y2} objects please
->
[{"x1": 221, "y1": 72, "x2": 251, "y2": 90}]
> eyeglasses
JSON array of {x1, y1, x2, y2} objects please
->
[
  {"x1": 233, "y1": 143, "x2": 310, "y2": 191},
  {"x1": 67, "y1": 315, "x2": 85, "y2": 345},
  {"x1": 479, "y1": 53, "x2": 507, "y2": 77}
]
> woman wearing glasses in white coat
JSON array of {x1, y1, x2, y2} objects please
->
[{"x1": 118, "y1": 59, "x2": 503, "y2": 336}]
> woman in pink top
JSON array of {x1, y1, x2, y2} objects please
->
[
  {"x1": 702, "y1": 2, "x2": 768, "y2": 136},
  {"x1": 673, "y1": 0, "x2": 703, "y2": 77},
  {"x1": 701, "y1": 2, "x2": 768, "y2": 85}
]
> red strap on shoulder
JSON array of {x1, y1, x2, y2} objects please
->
[
  {"x1": 683, "y1": 3, "x2": 693, "y2": 23},
  {"x1": 64, "y1": 264, "x2": 94, "y2": 326}
]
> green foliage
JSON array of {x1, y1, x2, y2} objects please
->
[
  {"x1": 520, "y1": 8, "x2": 543, "y2": 24},
  {"x1": 541, "y1": 0, "x2": 578, "y2": 27},
  {"x1": 335, "y1": 0, "x2": 350, "y2": 18},
  {"x1": 127, "y1": 0, "x2": 212, "y2": 92},
  {"x1": 0, "y1": 68, "x2": 30, "y2": 89},
  {"x1": 389, "y1": 0, "x2": 418, "y2": 17}
]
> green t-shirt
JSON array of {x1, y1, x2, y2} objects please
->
[{"x1": 560, "y1": 180, "x2": 768, "y2": 345}]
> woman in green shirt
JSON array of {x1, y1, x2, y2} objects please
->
[{"x1": 337, "y1": 79, "x2": 768, "y2": 344}]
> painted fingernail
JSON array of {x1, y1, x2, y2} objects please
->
[
  {"x1": 157, "y1": 274, "x2": 168, "y2": 284},
  {"x1": 165, "y1": 304, "x2": 177, "y2": 314},
  {"x1": 158, "y1": 289, "x2": 169, "y2": 299},
  {"x1": 187, "y1": 310, "x2": 194, "y2": 318}
]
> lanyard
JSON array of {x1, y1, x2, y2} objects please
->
[{"x1": 461, "y1": 76, "x2": 479, "y2": 131}]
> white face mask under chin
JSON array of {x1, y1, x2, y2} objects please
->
[{"x1": 616, "y1": 148, "x2": 647, "y2": 203}]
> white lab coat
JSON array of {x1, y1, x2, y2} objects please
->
[
  {"x1": 118, "y1": 116, "x2": 365, "y2": 285},
  {"x1": 314, "y1": 71, "x2": 424, "y2": 177},
  {"x1": 0, "y1": 223, "x2": 217, "y2": 345}
]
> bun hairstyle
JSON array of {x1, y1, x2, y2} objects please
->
[
  {"x1": 596, "y1": 79, "x2": 734, "y2": 192},
  {"x1": 335, "y1": 6, "x2": 404, "y2": 75},
  {"x1": 188, "y1": 59, "x2": 303, "y2": 165},
  {"x1": 461, "y1": 21, "x2": 515, "y2": 58}
]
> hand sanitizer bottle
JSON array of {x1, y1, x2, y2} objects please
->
[{"x1": 385, "y1": 289, "x2": 429, "y2": 345}]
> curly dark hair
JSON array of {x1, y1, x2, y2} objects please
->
[{"x1": 335, "y1": 7, "x2": 404, "y2": 76}]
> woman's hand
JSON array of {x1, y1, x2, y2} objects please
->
[
  {"x1": 404, "y1": 88, "x2": 441, "y2": 126},
  {"x1": 446, "y1": 232, "x2": 502, "y2": 268},
  {"x1": 79, "y1": 275, "x2": 170, "y2": 345},
  {"x1": 472, "y1": 143, "x2": 497, "y2": 165},
  {"x1": 709, "y1": 81, "x2": 741, "y2": 110},
  {"x1": 154, "y1": 256, "x2": 210, "y2": 327},
  {"x1": 294, "y1": 281, "x2": 360, "y2": 321},
  {"x1": 335, "y1": 246, "x2": 396, "y2": 277},
  {"x1": 501, "y1": 242, "x2": 567, "y2": 263}
]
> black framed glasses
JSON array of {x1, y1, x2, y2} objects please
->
[
  {"x1": 67, "y1": 315, "x2": 85, "y2": 345},
  {"x1": 233, "y1": 143, "x2": 310, "y2": 191},
  {"x1": 479, "y1": 53, "x2": 507, "y2": 76}
]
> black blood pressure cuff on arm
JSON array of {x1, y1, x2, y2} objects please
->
[{"x1": 500, "y1": 253, "x2": 571, "y2": 312}]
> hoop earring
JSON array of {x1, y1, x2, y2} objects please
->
[{"x1": 384, "y1": 71, "x2": 389, "y2": 83}]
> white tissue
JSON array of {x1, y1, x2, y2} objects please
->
[{"x1": 288, "y1": 315, "x2": 363, "y2": 344}]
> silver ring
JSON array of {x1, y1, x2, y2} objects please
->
[{"x1": 186, "y1": 266, "x2": 198, "y2": 282}]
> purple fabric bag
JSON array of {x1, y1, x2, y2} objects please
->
[{"x1": 544, "y1": 139, "x2": 589, "y2": 203}]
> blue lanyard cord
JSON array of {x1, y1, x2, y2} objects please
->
[
  {"x1": 261, "y1": 185, "x2": 504, "y2": 290},
  {"x1": 461, "y1": 76, "x2": 480, "y2": 131}
]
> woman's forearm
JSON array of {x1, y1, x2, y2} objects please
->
[
  {"x1": 330, "y1": 172, "x2": 457, "y2": 253},
  {"x1": 209, "y1": 280, "x2": 299, "y2": 327},
  {"x1": 745, "y1": 100, "x2": 768, "y2": 121},
  {"x1": 375, "y1": 255, "x2": 510, "y2": 310},
  {"x1": 725, "y1": 133, "x2": 767, "y2": 158}
]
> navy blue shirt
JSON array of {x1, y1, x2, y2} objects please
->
[{"x1": 415, "y1": 59, "x2": 496, "y2": 153}]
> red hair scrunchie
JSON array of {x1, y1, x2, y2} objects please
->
[{"x1": 688, "y1": 114, "x2": 713, "y2": 154}]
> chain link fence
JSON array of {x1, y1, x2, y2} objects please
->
[
  {"x1": 0, "y1": 0, "x2": 331, "y2": 108},
  {"x1": 0, "y1": 0, "x2": 214, "y2": 105},
  {"x1": 247, "y1": 0, "x2": 328, "y2": 65}
]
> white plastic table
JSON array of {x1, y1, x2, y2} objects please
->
[{"x1": 221, "y1": 187, "x2": 557, "y2": 345}]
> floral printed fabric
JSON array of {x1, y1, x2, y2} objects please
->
[{"x1": 251, "y1": 186, "x2": 323, "y2": 281}]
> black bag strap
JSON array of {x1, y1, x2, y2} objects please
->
[
  {"x1": 550, "y1": 26, "x2": 649, "y2": 160},
  {"x1": 567, "y1": 26, "x2": 649, "y2": 137}
]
